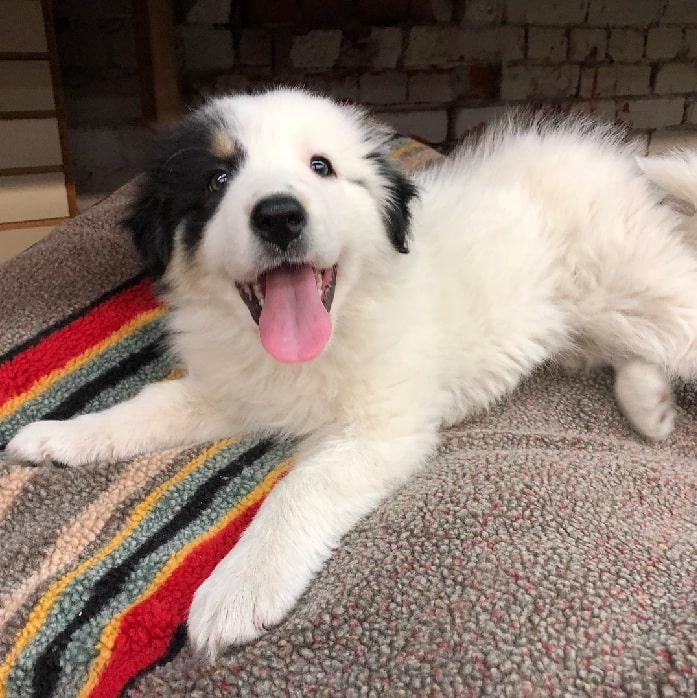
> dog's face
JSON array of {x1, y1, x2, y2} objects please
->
[{"x1": 126, "y1": 88, "x2": 417, "y2": 363}]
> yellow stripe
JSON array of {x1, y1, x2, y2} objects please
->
[
  {"x1": 77, "y1": 456, "x2": 292, "y2": 698},
  {"x1": 0, "y1": 437, "x2": 235, "y2": 695},
  {"x1": 0, "y1": 306, "x2": 166, "y2": 419},
  {"x1": 390, "y1": 140, "x2": 423, "y2": 159}
]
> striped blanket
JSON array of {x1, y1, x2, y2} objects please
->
[
  {"x1": 0, "y1": 139, "x2": 442, "y2": 698},
  {"x1": 0, "y1": 273, "x2": 293, "y2": 698}
]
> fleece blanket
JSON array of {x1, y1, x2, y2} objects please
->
[{"x1": 1, "y1": 138, "x2": 697, "y2": 698}]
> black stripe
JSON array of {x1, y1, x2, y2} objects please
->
[
  {"x1": 0, "y1": 341, "x2": 163, "y2": 453},
  {"x1": 0, "y1": 273, "x2": 148, "y2": 366},
  {"x1": 31, "y1": 438, "x2": 275, "y2": 698},
  {"x1": 119, "y1": 623, "x2": 187, "y2": 697},
  {"x1": 42, "y1": 340, "x2": 163, "y2": 421}
]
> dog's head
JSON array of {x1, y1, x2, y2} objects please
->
[{"x1": 125, "y1": 88, "x2": 418, "y2": 363}]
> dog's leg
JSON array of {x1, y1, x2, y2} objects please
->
[
  {"x1": 187, "y1": 426, "x2": 438, "y2": 658},
  {"x1": 6, "y1": 378, "x2": 233, "y2": 466},
  {"x1": 614, "y1": 359, "x2": 675, "y2": 441},
  {"x1": 569, "y1": 200, "x2": 697, "y2": 440}
]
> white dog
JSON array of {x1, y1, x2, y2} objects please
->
[{"x1": 8, "y1": 88, "x2": 697, "y2": 658}]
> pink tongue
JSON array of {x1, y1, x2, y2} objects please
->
[{"x1": 258, "y1": 265, "x2": 332, "y2": 363}]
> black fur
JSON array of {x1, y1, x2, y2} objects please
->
[
  {"x1": 368, "y1": 151, "x2": 419, "y2": 254},
  {"x1": 123, "y1": 112, "x2": 245, "y2": 277}
]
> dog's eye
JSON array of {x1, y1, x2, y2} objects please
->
[
  {"x1": 208, "y1": 170, "x2": 229, "y2": 193},
  {"x1": 310, "y1": 156, "x2": 334, "y2": 178}
]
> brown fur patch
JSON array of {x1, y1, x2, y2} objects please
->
[{"x1": 211, "y1": 128, "x2": 237, "y2": 159}]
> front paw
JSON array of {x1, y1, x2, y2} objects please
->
[
  {"x1": 187, "y1": 548, "x2": 304, "y2": 659},
  {"x1": 6, "y1": 417, "x2": 116, "y2": 466}
]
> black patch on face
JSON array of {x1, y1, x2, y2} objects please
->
[
  {"x1": 123, "y1": 112, "x2": 245, "y2": 277},
  {"x1": 367, "y1": 151, "x2": 419, "y2": 254}
]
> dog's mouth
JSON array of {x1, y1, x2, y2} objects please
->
[{"x1": 236, "y1": 263, "x2": 337, "y2": 363}]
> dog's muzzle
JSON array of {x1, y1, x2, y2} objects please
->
[{"x1": 250, "y1": 194, "x2": 306, "y2": 251}]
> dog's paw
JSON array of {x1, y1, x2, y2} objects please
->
[
  {"x1": 6, "y1": 417, "x2": 117, "y2": 466},
  {"x1": 187, "y1": 545, "x2": 307, "y2": 659},
  {"x1": 614, "y1": 360, "x2": 675, "y2": 442}
]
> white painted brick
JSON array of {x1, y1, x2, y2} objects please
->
[
  {"x1": 685, "y1": 101, "x2": 697, "y2": 125},
  {"x1": 633, "y1": 132, "x2": 650, "y2": 155},
  {"x1": 655, "y1": 63, "x2": 697, "y2": 94},
  {"x1": 607, "y1": 29, "x2": 645, "y2": 62},
  {"x1": 648, "y1": 129, "x2": 697, "y2": 153},
  {"x1": 408, "y1": 22, "x2": 520, "y2": 63},
  {"x1": 569, "y1": 28, "x2": 607, "y2": 61},
  {"x1": 186, "y1": 0, "x2": 230, "y2": 24},
  {"x1": 303, "y1": 75, "x2": 360, "y2": 101},
  {"x1": 500, "y1": 26, "x2": 526, "y2": 61},
  {"x1": 180, "y1": 26, "x2": 235, "y2": 72},
  {"x1": 587, "y1": 0, "x2": 661, "y2": 26},
  {"x1": 454, "y1": 105, "x2": 508, "y2": 136},
  {"x1": 368, "y1": 27, "x2": 403, "y2": 69},
  {"x1": 501, "y1": 65, "x2": 580, "y2": 100},
  {"x1": 645, "y1": 27, "x2": 683, "y2": 60},
  {"x1": 431, "y1": 0, "x2": 455, "y2": 21},
  {"x1": 661, "y1": 0, "x2": 697, "y2": 23},
  {"x1": 290, "y1": 30, "x2": 342, "y2": 69},
  {"x1": 616, "y1": 97, "x2": 685, "y2": 129},
  {"x1": 408, "y1": 72, "x2": 454, "y2": 103},
  {"x1": 462, "y1": 0, "x2": 504, "y2": 26},
  {"x1": 239, "y1": 29, "x2": 272, "y2": 66},
  {"x1": 528, "y1": 27, "x2": 568, "y2": 62},
  {"x1": 404, "y1": 26, "x2": 458, "y2": 66},
  {"x1": 569, "y1": 99, "x2": 616, "y2": 121},
  {"x1": 687, "y1": 28, "x2": 697, "y2": 59},
  {"x1": 505, "y1": 0, "x2": 589, "y2": 25},
  {"x1": 377, "y1": 109, "x2": 448, "y2": 143},
  {"x1": 404, "y1": 26, "x2": 504, "y2": 66},
  {"x1": 214, "y1": 74, "x2": 250, "y2": 93},
  {"x1": 578, "y1": 64, "x2": 651, "y2": 98},
  {"x1": 360, "y1": 71, "x2": 408, "y2": 105}
]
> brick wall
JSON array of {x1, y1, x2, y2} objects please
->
[{"x1": 180, "y1": 0, "x2": 697, "y2": 146}]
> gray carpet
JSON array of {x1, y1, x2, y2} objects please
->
[{"x1": 128, "y1": 372, "x2": 697, "y2": 697}]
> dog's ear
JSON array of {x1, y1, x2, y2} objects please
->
[
  {"x1": 123, "y1": 120, "x2": 187, "y2": 277},
  {"x1": 123, "y1": 114, "x2": 215, "y2": 277},
  {"x1": 123, "y1": 171, "x2": 174, "y2": 277},
  {"x1": 369, "y1": 151, "x2": 419, "y2": 254}
]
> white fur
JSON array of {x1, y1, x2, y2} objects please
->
[{"x1": 9, "y1": 90, "x2": 697, "y2": 659}]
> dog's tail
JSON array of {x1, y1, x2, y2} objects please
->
[{"x1": 637, "y1": 152, "x2": 697, "y2": 212}]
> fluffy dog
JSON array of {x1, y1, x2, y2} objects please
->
[{"x1": 8, "y1": 88, "x2": 697, "y2": 658}]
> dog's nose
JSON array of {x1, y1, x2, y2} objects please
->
[{"x1": 250, "y1": 195, "x2": 306, "y2": 250}]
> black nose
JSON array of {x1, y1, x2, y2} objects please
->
[{"x1": 250, "y1": 195, "x2": 306, "y2": 250}]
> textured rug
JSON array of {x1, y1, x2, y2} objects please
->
[{"x1": 2, "y1": 138, "x2": 697, "y2": 697}]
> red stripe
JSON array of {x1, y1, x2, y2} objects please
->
[
  {"x1": 0, "y1": 278, "x2": 160, "y2": 405},
  {"x1": 87, "y1": 499, "x2": 264, "y2": 698}
]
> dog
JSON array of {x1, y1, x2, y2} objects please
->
[{"x1": 8, "y1": 88, "x2": 697, "y2": 659}]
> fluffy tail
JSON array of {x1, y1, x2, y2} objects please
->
[{"x1": 637, "y1": 152, "x2": 697, "y2": 211}]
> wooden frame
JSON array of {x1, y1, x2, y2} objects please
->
[
  {"x1": 41, "y1": 0, "x2": 77, "y2": 216},
  {"x1": 0, "y1": 0, "x2": 77, "y2": 236},
  {"x1": 134, "y1": 0, "x2": 181, "y2": 124}
]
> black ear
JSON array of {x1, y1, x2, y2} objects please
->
[
  {"x1": 122, "y1": 112, "x2": 220, "y2": 277},
  {"x1": 123, "y1": 172, "x2": 174, "y2": 277},
  {"x1": 369, "y1": 152, "x2": 419, "y2": 254}
]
